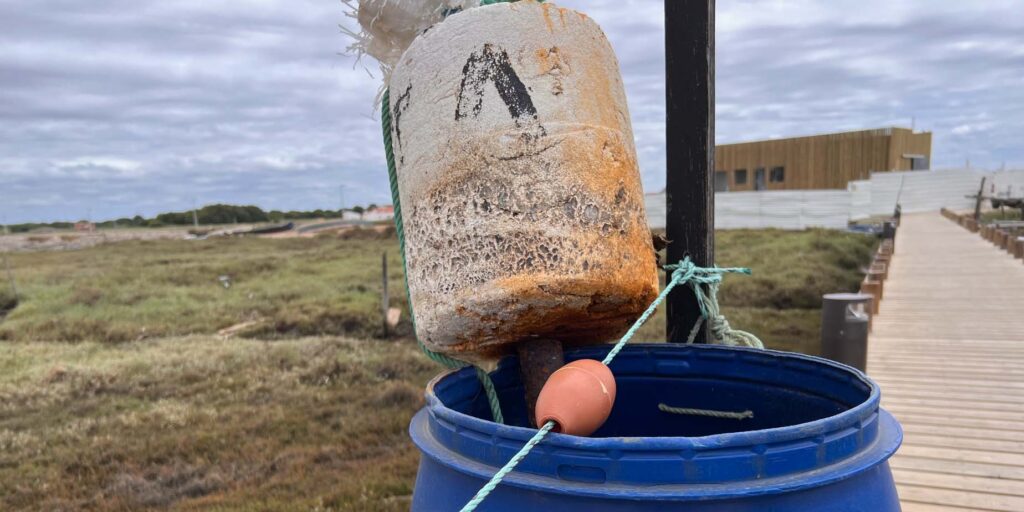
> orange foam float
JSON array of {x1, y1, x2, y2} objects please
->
[{"x1": 535, "y1": 359, "x2": 617, "y2": 436}]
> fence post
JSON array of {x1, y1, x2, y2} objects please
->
[
  {"x1": 381, "y1": 252, "x2": 389, "y2": 338},
  {"x1": 665, "y1": 0, "x2": 715, "y2": 343},
  {"x1": 2, "y1": 252, "x2": 16, "y2": 303},
  {"x1": 860, "y1": 280, "x2": 881, "y2": 316}
]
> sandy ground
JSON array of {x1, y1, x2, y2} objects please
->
[
  {"x1": 0, "y1": 228, "x2": 192, "y2": 252},
  {"x1": 0, "y1": 220, "x2": 394, "y2": 252}
]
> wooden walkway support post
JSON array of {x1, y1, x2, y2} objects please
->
[
  {"x1": 3, "y1": 253, "x2": 16, "y2": 303},
  {"x1": 665, "y1": 0, "x2": 715, "y2": 343},
  {"x1": 381, "y1": 252, "x2": 389, "y2": 337}
]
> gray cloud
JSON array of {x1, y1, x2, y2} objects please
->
[{"x1": 1, "y1": 0, "x2": 1022, "y2": 223}]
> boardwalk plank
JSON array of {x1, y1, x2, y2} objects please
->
[
  {"x1": 898, "y1": 445, "x2": 1024, "y2": 466},
  {"x1": 894, "y1": 469, "x2": 1024, "y2": 496},
  {"x1": 902, "y1": 434, "x2": 1024, "y2": 454},
  {"x1": 891, "y1": 455, "x2": 1024, "y2": 481},
  {"x1": 900, "y1": 503, "x2": 981, "y2": 512},
  {"x1": 897, "y1": 485, "x2": 1024, "y2": 512}
]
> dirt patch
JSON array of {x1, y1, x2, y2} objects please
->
[
  {"x1": 0, "y1": 288, "x2": 16, "y2": 317},
  {"x1": 103, "y1": 462, "x2": 226, "y2": 508},
  {"x1": 0, "y1": 228, "x2": 190, "y2": 253},
  {"x1": 327, "y1": 225, "x2": 396, "y2": 240},
  {"x1": 69, "y1": 286, "x2": 103, "y2": 307}
]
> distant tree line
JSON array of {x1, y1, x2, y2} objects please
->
[
  {"x1": 155, "y1": 204, "x2": 269, "y2": 226},
  {"x1": 3, "y1": 203, "x2": 383, "y2": 233}
]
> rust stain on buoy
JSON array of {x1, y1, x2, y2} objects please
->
[{"x1": 540, "y1": 3, "x2": 555, "y2": 33}]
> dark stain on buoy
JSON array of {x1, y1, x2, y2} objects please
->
[
  {"x1": 391, "y1": 84, "x2": 413, "y2": 164},
  {"x1": 456, "y1": 44, "x2": 540, "y2": 128}
]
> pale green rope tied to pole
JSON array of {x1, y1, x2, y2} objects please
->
[
  {"x1": 459, "y1": 257, "x2": 760, "y2": 512},
  {"x1": 664, "y1": 261, "x2": 765, "y2": 349},
  {"x1": 658, "y1": 403, "x2": 754, "y2": 420},
  {"x1": 381, "y1": 90, "x2": 504, "y2": 424}
]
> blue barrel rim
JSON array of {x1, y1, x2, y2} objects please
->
[
  {"x1": 411, "y1": 408, "x2": 901, "y2": 500},
  {"x1": 410, "y1": 344, "x2": 903, "y2": 499},
  {"x1": 430, "y1": 344, "x2": 881, "y2": 450}
]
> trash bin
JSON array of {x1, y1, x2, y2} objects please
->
[
  {"x1": 881, "y1": 221, "x2": 897, "y2": 252},
  {"x1": 821, "y1": 293, "x2": 873, "y2": 371}
]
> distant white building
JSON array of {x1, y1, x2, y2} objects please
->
[{"x1": 363, "y1": 205, "x2": 395, "y2": 222}]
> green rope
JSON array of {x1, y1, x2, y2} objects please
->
[
  {"x1": 459, "y1": 257, "x2": 759, "y2": 511},
  {"x1": 381, "y1": 90, "x2": 504, "y2": 424},
  {"x1": 664, "y1": 262, "x2": 765, "y2": 348},
  {"x1": 658, "y1": 403, "x2": 754, "y2": 420}
]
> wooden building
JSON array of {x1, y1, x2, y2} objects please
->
[{"x1": 714, "y1": 127, "x2": 932, "y2": 192}]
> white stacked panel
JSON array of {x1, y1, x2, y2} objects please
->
[
  {"x1": 644, "y1": 169, "x2": 1024, "y2": 231},
  {"x1": 848, "y1": 180, "x2": 873, "y2": 221}
]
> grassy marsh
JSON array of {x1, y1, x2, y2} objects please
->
[{"x1": 0, "y1": 228, "x2": 876, "y2": 509}]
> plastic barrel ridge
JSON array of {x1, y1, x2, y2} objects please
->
[
  {"x1": 409, "y1": 344, "x2": 904, "y2": 511},
  {"x1": 387, "y1": 1, "x2": 659, "y2": 360}
]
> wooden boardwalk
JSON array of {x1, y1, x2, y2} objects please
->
[{"x1": 868, "y1": 213, "x2": 1024, "y2": 512}]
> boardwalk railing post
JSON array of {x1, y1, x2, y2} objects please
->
[
  {"x1": 860, "y1": 280, "x2": 881, "y2": 317},
  {"x1": 665, "y1": 0, "x2": 715, "y2": 343}
]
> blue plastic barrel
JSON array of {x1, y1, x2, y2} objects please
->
[{"x1": 410, "y1": 344, "x2": 902, "y2": 511}]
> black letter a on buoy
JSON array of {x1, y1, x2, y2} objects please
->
[{"x1": 456, "y1": 44, "x2": 540, "y2": 127}]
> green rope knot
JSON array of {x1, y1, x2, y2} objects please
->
[
  {"x1": 665, "y1": 259, "x2": 764, "y2": 349},
  {"x1": 709, "y1": 314, "x2": 733, "y2": 341}
]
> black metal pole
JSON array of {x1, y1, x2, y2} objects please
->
[{"x1": 665, "y1": 0, "x2": 715, "y2": 343}]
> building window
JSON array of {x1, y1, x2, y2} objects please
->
[
  {"x1": 735, "y1": 169, "x2": 748, "y2": 185},
  {"x1": 714, "y1": 171, "x2": 729, "y2": 192},
  {"x1": 904, "y1": 154, "x2": 929, "y2": 171},
  {"x1": 770, "y1": 166, "x2": 785, "y2": 183}
]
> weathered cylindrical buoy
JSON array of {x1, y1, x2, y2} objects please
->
[
  {"x1": 534, "y1": 359, "x2": 616, "y2": 436},
  {"x1": 410, "y1": 344, "x2": 903, "y2": 510},
  {"x1": 388, "y1": 1, "x2": 658, "y2": 358}
]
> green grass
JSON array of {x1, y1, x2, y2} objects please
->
[
  {"x1": 0, "y1": 236, "x2": 410, "y2": 343},
  {"x1": 0, "y1": 336, "x2": 430, "y2": 510},
  {"x1": 1, "y1": 229, "x2": 875, "y2": 352},
  {"x1": 981, "y1": 209, "x2": 1022, "y2": 224},
  {"x1": 634, "y1": 228, "x2": 877, "y2": 354},
  {"x1": 0, "y1": 228, "x2": 876, "y2": 509}
]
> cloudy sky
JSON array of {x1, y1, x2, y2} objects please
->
[{"x1": 2, "y1": 0, "x2": 1022, "y2": 224}]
